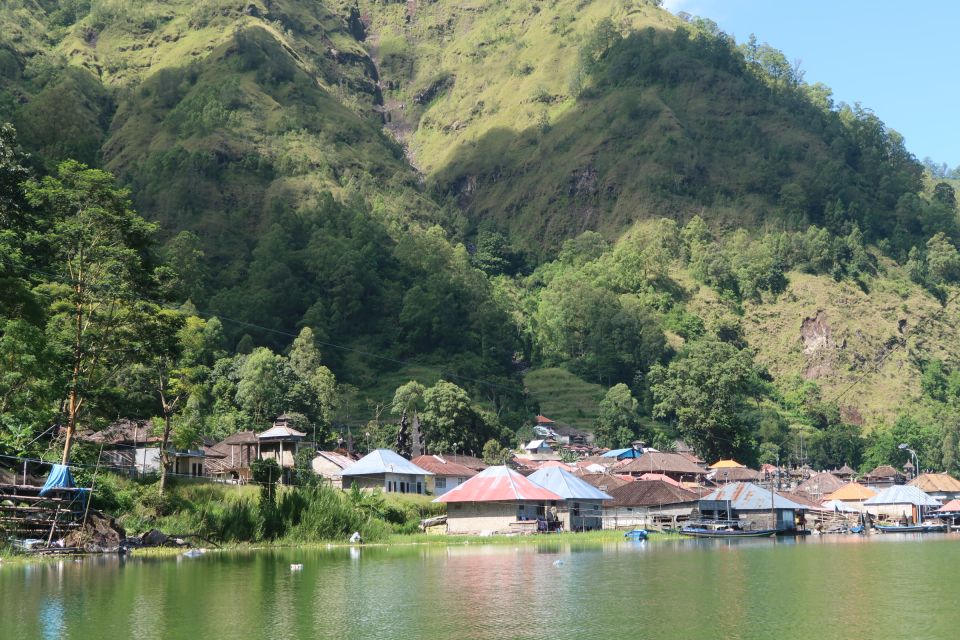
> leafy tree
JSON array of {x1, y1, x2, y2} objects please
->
[
  {"x1": 594, "y1": 383, "x2": 639, "y2": 448},
  {"x1": 482, "y1": 438, "x2": 512, "y2": 465},
  {"x1": 26, "y1": 161, "x2": 158, "y2": 464},
  {"x1": 649, "y1": 340, "x2": 765, "y2": 462},
  {"x1": 235, "y1": 347, "x2": 287, "y2": 426},
  {"x1": 925, "y1": 232, "x2": 960, "y2": 285}
]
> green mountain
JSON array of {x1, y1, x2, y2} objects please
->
[{"x1": 3, "y1": 0, "x2": 960, "y2": 471}]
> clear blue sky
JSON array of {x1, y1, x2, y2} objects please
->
[{"x1": 663, "y1": 0, "x2": 960, "y2": 168}]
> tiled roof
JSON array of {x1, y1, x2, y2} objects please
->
[
  {"x1": 575, "y1": 472, "x2": 632, "y2": 493},
  {"x1": 709, "y1": 467, "x2": 761, "y2": 483},
  {"x1": 410, "y1": 455, "x2": 479, "y2": 478},
  {"x1": 80, "y1": 419, "x2": 160, "y2": 446},
  {"x1": 433, "y1": 453, "x2": 487, "y2": 471},
  {"x1": 435, "y1": 466, "x2": 563, "y2": 503},
  {"x1": 794, "y1": 472, "x2": 846, "y2": 495},
  {"x1": 864, "y1": 464, "x2": 903, "y2": 480},
  {"x1": 607, "y1": 480, "x2": 697, "y2": 508},
  {"x1": 908, "y1": 473, "x2": 960, "y2": 493},
  {"x1": 616, "y1": 452, "x2": 707, "y2": 476}
]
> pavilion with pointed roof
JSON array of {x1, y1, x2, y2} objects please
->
[
  {"x1": 709, "y1": 459, "x2": 745, "y2": 469},
  {"x1": 435, "y1": 466, "x2": 564, "y2": 534},
  {"x1": 824, "y1": 482, "x2": 876, "y2": 512}
]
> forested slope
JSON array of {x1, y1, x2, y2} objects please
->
[{"x1": 2, "y1": 0, "x2": 960, "y2": 474}]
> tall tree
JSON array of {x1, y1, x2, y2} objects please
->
[
  {"x1": 649, "y1": 340, "x2": 765, "y2": 462},
  {"x1": 26, "y1": 161, "x2": 157, "y2": 464},
  {"x1": 594, "y1": 383, "x2": 640, "y2": 449}
]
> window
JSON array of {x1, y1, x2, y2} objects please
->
[{"x1": 435, "y1": 477, "x2": 447, "y2": 489}]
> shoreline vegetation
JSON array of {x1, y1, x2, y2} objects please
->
[
  {"x1": 0, "y1": 525, "x2": 678, "y2": 565},
  {"x1": 0, "y1": 473, "x2": 671, "y2": 563}
]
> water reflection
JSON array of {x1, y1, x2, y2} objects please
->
[{"x1": 4, "y1": 536, "x2": 960, "y2": 639}]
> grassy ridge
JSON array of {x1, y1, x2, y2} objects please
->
[{"x1": 524, "y1": 367, "x2": 607, "y2": 432}]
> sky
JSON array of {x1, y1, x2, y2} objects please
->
[{"x1": 662, "y1": 0, "x2": 960, "y2": 168}]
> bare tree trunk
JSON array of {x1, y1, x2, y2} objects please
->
[
  {"x1": 61, "y1": 277, "x2": 84, "y2": 466},
  {"x1": 159, "y1": 411, "x2": 172, "y2": 496}
]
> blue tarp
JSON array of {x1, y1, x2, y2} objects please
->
[{"x1": 39, "y1": 464, "x2": 88, "y2": 503}]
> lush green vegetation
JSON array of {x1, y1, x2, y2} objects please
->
[{"x1": 3, "y1": 0, "x2": 960, "y2": 489}]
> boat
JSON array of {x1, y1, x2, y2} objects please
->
[
  {"x1": 680, "y1": 520, "x2": 776, "y2": 538},
  {"x1": 874, "y1": 523, "x2": 947, "y2": 534},
  {"x1": 623, "y1": 529, "x2": 648, "y2": 540}
]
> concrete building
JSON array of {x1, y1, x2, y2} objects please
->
[
  {"x1": 435, "y1": 466, "x2": 564, "y2": 534},
  {"x1": 411, "y1": 455, "x2": 478, "y2": 496},
  {"x1": 699, "y1": 482, "x2": 809, "y2": 533},
  {"x1": 527, "y1": 467, "x2": 612, "y2": 531},
  {"x1": 863, "y1": 485, "x2": 941, "y2": 522},
  {"x1": 602, "y1": 479, "x2": 698, "y2": 530},
  {"x1": 341, "y1": 449, "x2": 432, "y2": 494},
  {"x1": 311, "y1": 450, "x2": 356, "y2": 488},
  {"x1": 257, "y1": 417, "x2": 306, "y2": 470}
]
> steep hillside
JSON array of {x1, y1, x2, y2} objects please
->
[{"x1": 361, "y1": 0, "x2": 924, "y2": 255}]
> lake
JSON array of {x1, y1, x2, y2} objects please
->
[{"x1": 2, "y1": 535, "x2": 958, "y2": 639}]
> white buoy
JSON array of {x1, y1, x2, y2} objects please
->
[{"x1": 290, "y1": 563, "x2": 303, "y2": 571}]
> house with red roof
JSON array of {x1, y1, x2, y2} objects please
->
[
  {"x1": 435, "y1": 466, "x2": 564, "y2": 534},
  {"x1": 411, "y1": 455, "x2": 478, "y2": 496}
]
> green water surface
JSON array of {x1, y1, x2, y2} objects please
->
[{"x1": 1, "y1": 535, "x2": 957, "y2": 639}]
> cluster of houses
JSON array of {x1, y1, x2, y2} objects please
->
[{"x1": 80, "y1": 414, "x2": 960, "y2": 536}]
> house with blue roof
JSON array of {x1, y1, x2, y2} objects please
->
[
  {"x1": 341, "y1": 449, "x2": 433, "y2": 495},
  {"x1": 527, "y1": 467, "x2": 612, "y2": 531}
]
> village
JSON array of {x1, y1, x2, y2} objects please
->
[{"x1": 5, "y1": 412, "x2": 958, "y2": 548}]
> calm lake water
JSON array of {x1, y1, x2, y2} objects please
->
[{"x1": 2, "y1": 535, "x2": 959, "y2": 639}]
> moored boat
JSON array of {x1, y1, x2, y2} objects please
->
[
  {"x1": 680, "y1": 520, "x2": 777, "y2": 538},
  {"x1": 874, "y1": 523, "x2": 947, "y2": 534}
]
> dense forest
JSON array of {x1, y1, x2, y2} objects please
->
[{"x1": 3, "y1": 0, "x2": 960, "y2": 475}]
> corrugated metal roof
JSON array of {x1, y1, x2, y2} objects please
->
[
  {"x1": 257, "y1": 425, "x2": 306, "y2": 440},
  {"x1": 863, "y1": 485, "x2": 941, "y2": 506},
  {"x1": 314, "y1": 451, "x2": 355, "y2": 470},
  {"x1": 822, "y1": 499, "x2": 858, "y2": 513},
  {"x1": 702, "y1": 482, "x2": 808, "y2": 510},
  {"x1": 341, "y1": 449, "x2": 433, "y2": 477},
  {"x1": 434, "y1": 466, "x2": 563, "y2": 503},
  {"x1": 826, "y1": 482, "x2": 876, "y2": 501},
  {"x1": 934, "y1": 499, "x2": 960, "y2": 513},
  {"x1": 527, "y1": 467, "x2": 612, "y2": 501}
]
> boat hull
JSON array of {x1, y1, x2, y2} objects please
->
[
  {"x1": 680, "y1": 528, "x2": 777, "y2": 538},
  {"x1": 875, "y1": 524, "x2": 947, "y2": 533}
]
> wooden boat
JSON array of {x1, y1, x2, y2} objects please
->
[
  {"x1": 874, "y1": 523, "x2": 947, "y2": 534},
  {"x1": 680, "y1": 521, "x2": 776, "y2": 538}
]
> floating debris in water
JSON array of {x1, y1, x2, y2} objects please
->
[
  {"x1": 552, "y1": 560, "x2": 565, "y2": 567},
  {"x1": 290, "y1": 563, "x2": 303, "y2": 571}
]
